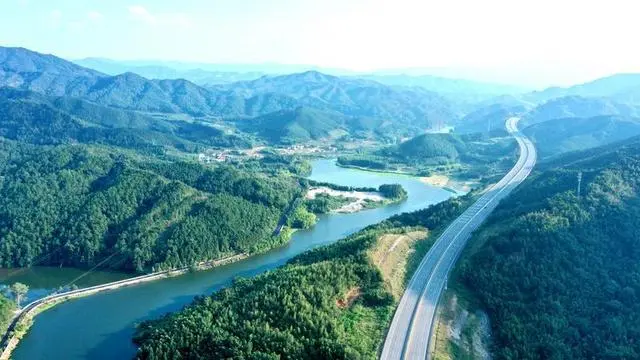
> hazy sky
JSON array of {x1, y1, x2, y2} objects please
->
[{"x1": 1, "y1": 0, "x2": 639, "y2": 87}]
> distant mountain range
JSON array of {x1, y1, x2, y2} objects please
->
[
  {"x1": 1, "y1": 47, "x2": 227, "y2": 116},
  {"x1": 528, "y1": 73, "x2": 640, "y2": 104},
  {"x1": 521, "y1": 96, "x2": 640, "y2": 127},
  {"x1": 0, "y1": 46, "x2": 461, "y2": 139},
  {"x1": 357, "y1": 74, "x2": 528, "y2": 99},
  {"x1": 217, "y1": 71, "x2": 459, "y2": 130},
  {"x1": 8, "y1": 46, "x2": 640, "y2": 148},
  {"x1": 74, "y1": 57, "x2": 356, "y2": 77},
  {"x1": 74, "y1": 58, "x2": 265, "y2": 85},
  {"x1": 456, "y1": 88, "x2": 640, "y2": 156}
]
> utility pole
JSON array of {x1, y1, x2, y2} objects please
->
[{"x1": 577, "y1": 171, "x2": 582, "y2": 198}]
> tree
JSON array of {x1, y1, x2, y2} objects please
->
[
  {"x1": 289, "y1": 206, "x2": 317, "y2": 229},
  {"x1": 10, "y1": 282, "x2": 29, "y2": 307},
  {"x1": 379, "y1": 184, "x2": 407, "y2": 200}
]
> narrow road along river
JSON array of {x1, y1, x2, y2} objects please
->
[{"x1": 9, "y1": 159, "x2": 452, "y2": 360}]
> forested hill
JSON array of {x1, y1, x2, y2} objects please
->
[
  {"x1": 521, "y1": 95, "x2": 640, "y2": 127},
  {"x1": 232, "y1": 107, "x2": 347, "y2": 144},
  {"x1": 0, "y1": 141, "x2": 300, "y2": 272},
  {"x1": 523, "y1": 115, "x2": 640, "y2": 158},
  {"x1": 337, "y1": 132, "x2": 517, "y2": 181},
  {"x1": 133, "y1": 192, "x2": 474, "y2": 359},
  {"x1": 457, "y1": 136, "x2": 640, "y2": 359},
  {"x1": 217, "y1": 71, "x2": 459, "y2": 128},
  {"x1": 0, "y1": 88, "x2": 250, "y2": 153}
]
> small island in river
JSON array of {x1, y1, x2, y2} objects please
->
[{"x1": 305, "y1": 186, "x2": 392, "y2": 213}]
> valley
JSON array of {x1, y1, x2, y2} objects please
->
[
  {"x1": 6, "y1": 160, "x2": 452, "y2": 360},
  {"x1": 1, "y1": 35, "x2": 640, "y2": 360}
]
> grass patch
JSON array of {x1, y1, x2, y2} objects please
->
[{"x1": 368, "y1": 229, "x2": 428, "y2": 299}]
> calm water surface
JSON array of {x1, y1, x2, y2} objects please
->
[{"x1": 12, "y1": 159, "x2": 452, "y2": 360}]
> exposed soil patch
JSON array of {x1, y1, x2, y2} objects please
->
[
  {"x1": 336, "y1": 287, "x2": 362, "y2": 309},
  {"x1": 431, "y1": 292, "x2": 492, "y2": 360}
]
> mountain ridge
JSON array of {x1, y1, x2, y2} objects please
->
[{"x1": 2, "y1": 46, "x2": 459, "y2": 132}]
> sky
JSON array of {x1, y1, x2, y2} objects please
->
[{"x1": 1, "y1": 0, "x2": 639, "y2": 87}]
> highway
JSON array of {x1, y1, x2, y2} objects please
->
[{"x1": 380, "y1": 117, "x2": 537, "y2": 360}]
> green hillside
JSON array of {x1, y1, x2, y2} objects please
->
[
  {"x1": 522, "y1": 96, "x2": 640, "y2": 127},
  {"x1": 523, "y1": 115, "x2": 640, "y2": 158},
  {"x1": 218, "y1": 70, "x2": 460, "y2": 130},
  {"x1": 0, "y1": 142, "x2": 300, "y2": 272},
  {"x1": 0, "y1": 88, "x2": 250, "y2": 153},
  {"x1": 456, "y1": 136, "x2": 640, "y2": 359},
  {"x1": 233, "y1": 107, "x2": 346, "y2": 144},
  {"x1": 395, "y1": 133, "x2": 464, "y2": 162},
  {"x1": 338, "y1": 132, "x2": 517, "y2": 181},
  {"x1": 133, "y1": 193, "x2": 474, "y2": 359}
]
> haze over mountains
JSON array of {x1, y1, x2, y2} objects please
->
[
  {"x1": 1, "y1": 47, "x2": 456, "y2": 134},
  {"x1": 75, "y1": 57, "x2": 528, "y2": 100},
  {"x1": 529, "y1": 73, "x2": 640, "y2": 103},
  {"x1": 4, "y1": 45, "x2": 640, "y2": 153}
]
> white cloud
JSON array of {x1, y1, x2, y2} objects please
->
[
  {"x1": 87, "y1": 11, "x2": 103, "y2": 22},
  {"x1": 128, "y1": 5, "x2": 156, "y2": 24}
]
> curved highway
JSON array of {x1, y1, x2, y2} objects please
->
[{"x1": 380, "y1": 117, "x2": 537, "y2": 360}]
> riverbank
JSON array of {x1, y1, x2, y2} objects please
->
[
  {"x1": 0, "y1": 253, "x2": 247, "y2": 360},
  {"x1": 10, "y1": 159, "x2": 453, "y2": 360}
]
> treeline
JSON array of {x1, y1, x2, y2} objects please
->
[
  {"x1": 302, "y1": 179, "x2": 405, "y2": 198},
  {"x1": 0, "y1": 142, "x2": 301, "y2": 272},
  {"x1": 457, "y1": 137, "x2": 640, "y2": 359},
  {"x1": 337, "y1": 155, "x2": 389, "y2": 170},
  {"x1": 133, "y1": 193, "x2": 473, "y2": 359},
  {"x1": 302, "y1": 179, "x2": 378, "y2": 192}
]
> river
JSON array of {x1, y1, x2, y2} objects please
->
[{"x1": 6, "y1": 159, "x2": 452, "y2": 360}]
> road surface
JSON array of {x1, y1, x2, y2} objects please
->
[{"x1": 380, "y1": 117, "x2": 537, "y2": 360}]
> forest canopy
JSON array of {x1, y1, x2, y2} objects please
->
[
  {"x1": 0, "y1": 141, "x2": 301, "y2": 272},
  {"x1": 457, "y1": 136, "x2": 640, "y2": 360},
  {"x1": 133, "y1": 193, "x2": 474, "y2": 359}
]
